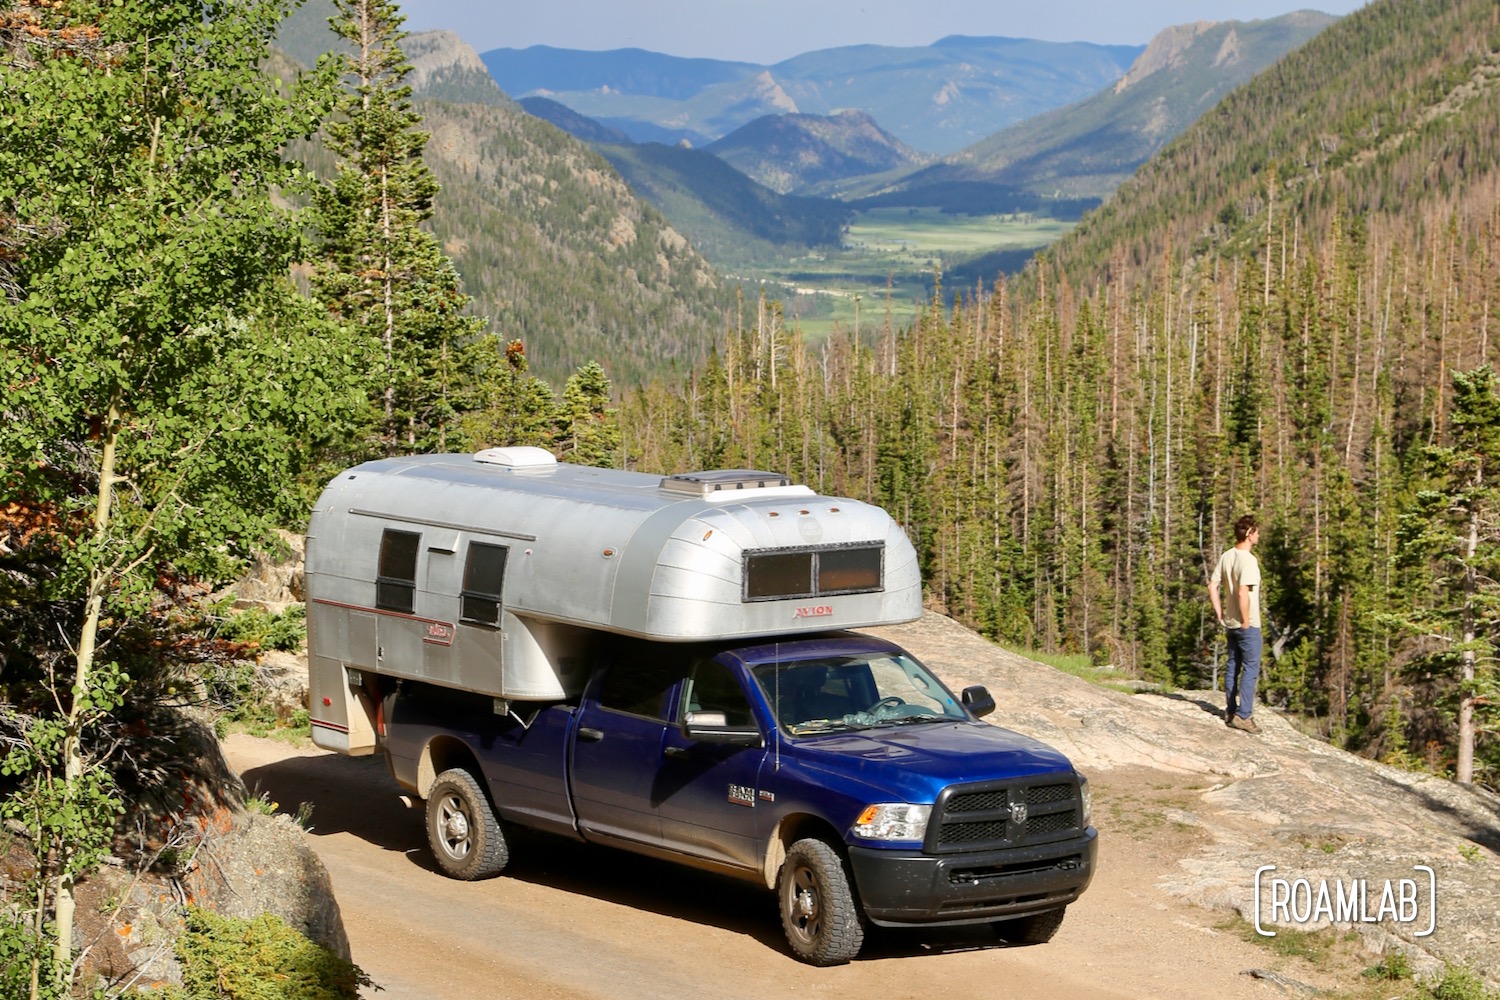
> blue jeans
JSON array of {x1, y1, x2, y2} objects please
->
[{"x1": 1226, "y1": 626, "x2": 1262, "y2": 720}]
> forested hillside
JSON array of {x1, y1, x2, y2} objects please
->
[
  {"x1": 621, "y1": 0, "x2": 1500, "y2": 782},
  {"x1": 279, "y1": 5, "x2": 734, "y2": 384},
  {"x1": 414, "y1": 101, "x2": 730, "y2": 384},
  {"x1": 596, "y1": 141, "x2": 853, "y2": 264}
]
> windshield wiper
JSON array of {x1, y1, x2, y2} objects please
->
[
  {"x1": 875, "y1": 714, "x2": 946, "y2": 726},
  {"x1": 788, "y1": 719, "x2": 858, "y2": 735}
]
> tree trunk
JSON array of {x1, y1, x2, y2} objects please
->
[
  {"x1": 52, "y1": 399, "x2": 120, "y2": 988},
  {"x1": 1457, "y1": 500, "x2": 1479, "y2": 784}
]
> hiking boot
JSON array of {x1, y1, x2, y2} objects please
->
[{"x1": 1228, "y1": 714, "x2": 1261, "y2": 734}]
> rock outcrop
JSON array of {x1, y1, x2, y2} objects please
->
[{"x1": 872, "y1": 612, "x2": 1500, "y2": 986}]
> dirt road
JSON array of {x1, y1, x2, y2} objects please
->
[{"x1": 223, "y1": 734, "x2": 1320, "y2": 1000}]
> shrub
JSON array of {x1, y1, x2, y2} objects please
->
[{"x1": 171, "y1": 907, "x2": 372, "y2": 1000}]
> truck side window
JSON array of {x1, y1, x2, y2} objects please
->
[
  {"x1": 595, "y1": 650, "x2": 681, "y2": 720},
  {"x1": 376, "y1": 528, "x2": 421, "y2": 614},
  {"x1": 461, "y1": 542, "x2": 508, "y2": 625},
  {"x1": 682, "y1": 660, "x2": 754, "y2": 728}
]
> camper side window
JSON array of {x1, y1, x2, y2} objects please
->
[
  {"x1": 376, "y1": 529, "x2": 421, "y2": 614},
  {"x1": 461, "y1": 542, "x2": 508, "y2": 626}
]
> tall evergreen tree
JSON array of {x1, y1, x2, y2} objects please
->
[
  {"x1": 557, "y1": 361, "x2": 622, "y2": 468},
  {"x1": 461, "y1": 338, "x2": 558, "y2": 451},
  {"x1": 1386, "y1": 366, "x2": 1500, "y2": 784},
  {"x1": 311, "y1": 0, "x2": 486, "y2": 455}
]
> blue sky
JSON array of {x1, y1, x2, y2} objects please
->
[{"x1": 392, "y1": 1, "x2": 1369, "y2": 63}]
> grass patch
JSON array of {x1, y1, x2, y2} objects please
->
[
  {"x1": 1217, "y1": 914, "x2": 1500, "y2": 1000},
  {"x1": 729, "y1": 207, "x2": 1074, "y2": 339},
  {"x1": 1007, "y1": 645, "x2": 1144, "y2": 692}
]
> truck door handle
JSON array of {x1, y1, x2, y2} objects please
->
[
  {"x1": 663, "y1": 746, "x2": 688, "y2": 759},
  {"x1": 577, "y1": 727, "x2": 604, "y2": 742}
]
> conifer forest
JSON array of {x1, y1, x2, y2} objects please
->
[{"x1": 619, "y1": 0, "x2": 1500, "y2": 781}]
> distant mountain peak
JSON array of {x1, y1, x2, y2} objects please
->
[
  {"x1": 1116, "y1": 21, "x2": 1218, "y2": 93},
  {"x1": 1212, "y1": 27, "x2": 1244, "y2": 69},
  {"x1": 705, "y1": 109, "x2": 928, "y2": 194},
  {"x1": 404, "y1": 31, "x2": 487, "y2": 88},
  {"x1": 750, "y1": 70, "x2": 799, "y2": 114}
]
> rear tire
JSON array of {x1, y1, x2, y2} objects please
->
[
  {"x1": 778, "y1": 838, "x2": 864, "y2": 966},
  {"x1": 992, "y1": 905, "x2": 1066, "y2": 945},
  {"x1": 426, "y1": 767, "x2": 508, "y2": 880}
]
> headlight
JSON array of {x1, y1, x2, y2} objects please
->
[
  {"x1": 1079, "y1": 775, "x2": 1092, "y2": 827},
  {"x1": 852, "y1": 803, "x2": 931, "y2": 841}
]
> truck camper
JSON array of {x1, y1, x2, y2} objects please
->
[{"x1": 305, "y1": 449, "x2": 1096, "y2": 965}]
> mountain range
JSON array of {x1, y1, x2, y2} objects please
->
[
  {"x1": 876, "y1": 12, "x2": 1336, "y2": 203},
  {"x1": 497, "y1": 14, "x2": 1336, "y2": 220},
  {"x1": 275, "y1": 2, "x2": 1349, "y2": 380},
  {"x1": 481, "y1": 37, "x2": 1143, "y2": 155}
]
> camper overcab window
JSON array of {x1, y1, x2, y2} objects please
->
[{"x1": 743, "y1": 542, "x2": 884, "y2": 601}]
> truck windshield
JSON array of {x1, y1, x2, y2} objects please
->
[{"x1": 751, "y1": 653, "x2": 968, "y2": 735}]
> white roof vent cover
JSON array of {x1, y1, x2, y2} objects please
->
[{"x1": 473, "y1": 446, "x2": 558, "y2": 468}]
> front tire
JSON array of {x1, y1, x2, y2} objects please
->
[
  {"x1": 992, "y1": 905, "x2": 1066, "y2": 945},
  {"x1": 426, "y1": 767, "x2": 508, "y2": 880},
  {"x1": 778, "y1": 838, "x2": 864, "y2": 966}
]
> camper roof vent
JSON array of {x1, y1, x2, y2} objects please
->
[
  {"x1": 660, "y1": 469, "x2": 793, "y2": 497},
  {"x1": 474, "y1": 446, "x2": 558, "y2": 469}
]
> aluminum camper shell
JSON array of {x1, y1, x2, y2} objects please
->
[{"x1": 305, "y1": 448, "x2": 922, "y2": 754}]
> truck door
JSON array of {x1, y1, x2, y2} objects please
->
[
  {"x1": 569, "y1": 653, "x2": 680, "y2": 849},
  {"x1": 656, "y1": 658, "x2": 767, "y2": 871}
]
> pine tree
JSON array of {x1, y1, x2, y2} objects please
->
[
  {"x1": 1386, "y1": 366, "x2": 1500, "y2": 784},
  {"x1": 310, "y1": 0, "x2": 485, "y2": 455},
  {"x1": 557, "y1": 361, "x2": 622, "y2": 468},
  {"x1": 461, "y1": 339, "x2": 558, "y2": 450}
]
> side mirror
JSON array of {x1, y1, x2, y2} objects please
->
[
  {"x1": 682, "y1": 710, "x2": 763, "y2": 747},
  {"x1": 961, "y1": 685, "x2": 996, "y2": 719}
]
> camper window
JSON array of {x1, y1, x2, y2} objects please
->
[
  {"x1": 744, "y1": 544, "x2": 884, "y2": 602},
  {"x1": 461, "y1": 542, "x2": 508, "y2": 625},
  {"x1": 376, "y1": 528, "x2": 421, "y2": 613}
]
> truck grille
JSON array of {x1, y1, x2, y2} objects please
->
[{"x1": 928, "y1": 778, "x2": 1082, "y2": 854}]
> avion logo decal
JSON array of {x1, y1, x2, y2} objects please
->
[{"x1": 793, "y1": 605, "x2": 835, "y2": 619}]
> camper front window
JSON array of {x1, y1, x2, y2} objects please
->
[
  {"x1": 376, "y1": 528, "x2": 420, "y2": 614},
  {"x1": 743, "y1": 544, "x2": 884, "y2": 602}
]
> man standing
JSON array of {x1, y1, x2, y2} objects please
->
[{"x1": 1209, "y1": 515, "x2": 1263, "y2": 734}]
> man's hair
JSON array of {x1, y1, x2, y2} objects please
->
[{"x1": 1234, "y1": 515, "x2": 1258, "y2": 542}]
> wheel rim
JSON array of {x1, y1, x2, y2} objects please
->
[
  {"x1": 784, "y1": 861, "x2": 822, "y2": 946},
  {"x1": 436, "y1": 793, "x2": 472, "y2": 861}
]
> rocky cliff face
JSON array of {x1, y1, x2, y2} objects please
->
[
  {"x1": 871, "y1": 612, "x2": 1500, "y2": 986},
  {"x1": 1115, "y1": 21, "x2": 1218, "y2": 93}
]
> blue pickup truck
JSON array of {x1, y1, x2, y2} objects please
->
[{"x1": 305, "y1": 452, "x2": 1097, "y2": 964}]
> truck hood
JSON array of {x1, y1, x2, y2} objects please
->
[{"x1": 787, "y1": 721, "x2": 1076, "y2": 802}]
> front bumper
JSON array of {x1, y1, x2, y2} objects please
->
[{"x1": 847, "y1": 827, "x2": 1098, "y2": 927}]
